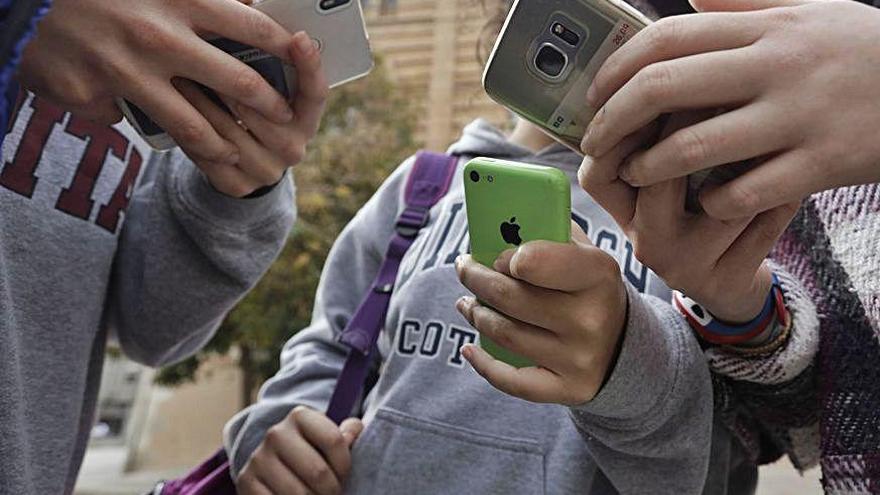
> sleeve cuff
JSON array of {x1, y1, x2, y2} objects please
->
[
  {"x1": 703, "y1": 262, "x2": 820, "y2": 385},
  {"x1": 572, "y1": 283, "x2": 685, "y2": 422},
  {"x1": 173, "y1": 161, "x2": 295, "y2": 231}
]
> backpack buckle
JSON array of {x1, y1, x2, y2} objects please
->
[{"x1": 395, "y1": 206, "x2": 431, "y2": 238}]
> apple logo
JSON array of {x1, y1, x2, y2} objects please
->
[{"x1": 500, "y1": 217, "x2": 522, "y2": 246}]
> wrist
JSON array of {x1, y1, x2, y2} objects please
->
[
  {"x1": 700, "y1": 266, "x2": 775, "y2": 323},
  {"x1": 674, "y1": 273, "x2": 787, "y2": 346}
]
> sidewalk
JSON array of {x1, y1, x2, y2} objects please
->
[
  {"x1": 75, "y1": 445, "x2": 823, "y2": 495},
  {"x1": 74, "y1": 445, "x2": 183, "y2": 495}
]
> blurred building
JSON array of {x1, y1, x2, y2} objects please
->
[{"x1": 363, "y1": 0, "x2": 511, "y2": 149}]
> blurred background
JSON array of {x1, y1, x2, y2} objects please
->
[{"x1": 74, "y1": 1, "x2": 822, "y2": 493}]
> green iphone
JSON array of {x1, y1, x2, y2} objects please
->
[{"x1": 464, "y1": 158, "x2": 571, "y2": 368}]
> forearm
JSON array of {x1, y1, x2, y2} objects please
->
[
  {"x1": 110, "y1": 151, "x2": 296, "y2": 366},
  {"x1": 570, "y1": 285, "x2": 714, "y2": 494}
]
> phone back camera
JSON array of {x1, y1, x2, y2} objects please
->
[
  {"x1": 470, "y1": 170, "x2": 481, "y2": 183},
  {"x1": 319, "y1": 0, "x2": 351, "y2": 11},
  {"x1": 552, "y1": 23, "x2": 580, "y2": 46},
  {"x1": 535, "y1": 44, "x2": 567, "y2": 79}
]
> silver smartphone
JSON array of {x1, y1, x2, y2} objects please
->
[
  {"x1": 118, "y1": 0, "x2": 373, "y2": 150},
  {"x1": 483, "y1": 1, "x2": 739, "y2": 212},
  {"x1": 482, "y1": 0, "x2": 651, "y2": 152}
]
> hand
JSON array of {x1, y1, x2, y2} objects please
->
[
  {"x1": 579, "y1": 112, "x2": 799, "y2": 322},
  {"x1": 581, "y1": 0, "x2": 880, "y2": 220},
  {"x1": 18, "y1": 0, "x2": 299, "y2": 165},
  {"x1": 236, "y1": 406, "x2": 363, "y2": 495},
  {"x1": 454, "y1": 226, "x2": 628, "y2": 406},
  {"x1": 175, "y1": 32, "x2": 327, "y2": 197}
]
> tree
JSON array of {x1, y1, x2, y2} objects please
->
[{"x1": 155, "y1": 59, "x2": 417, "y2": 406}]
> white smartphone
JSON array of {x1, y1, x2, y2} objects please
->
[{"x1": 118, "y1": 0, "x2": 373, "y2": 150}]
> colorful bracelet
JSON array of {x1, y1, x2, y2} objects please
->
[
  {"x1": 673, "y1": 274, "x2": 787, "y2": 346},
  {"x1": 727, "y1": 314, "x2": 792, "y2": 357}
]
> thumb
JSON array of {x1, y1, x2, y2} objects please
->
[
  {"x1": 339, "y1": 418, "x2": 364, "y2": 448},
  {"x1": 689, "y1": 0, "x2": 813, "y2": 12},
  {"x1": 570, "y1": 220, "x2": 591, "y2": 245}
]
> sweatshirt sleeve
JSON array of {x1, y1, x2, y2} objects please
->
[
  {"x1": 108, "y1": 149, "x2": 296, "y2": 367},
  {"x1": 569, "y1": 284, "x2": 715, "y2": 495},
  {"x1": 223, "y1": 157, "x2": 415, "y2": 478},
  {"x1": 701, "y1": 262, "x2": 821, "y2": 469}
]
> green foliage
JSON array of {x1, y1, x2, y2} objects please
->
[{"x1": 154, "y1": 60, "x2": 417, "y2": 401}]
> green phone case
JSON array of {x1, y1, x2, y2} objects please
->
[{"x1": 464, "y1": 158, "x2": 571, "y2": 368}]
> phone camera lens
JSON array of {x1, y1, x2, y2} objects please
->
[
  {"x1": 469, "y1": 170, "x2": 481, "y2": 183},
  {"x1": 535, "y1": 44, "x2": 566, "y2": 78},
  {"x1": 487, "y1": 175, "x2": 495, "y2": 183},
  {"x1": 319, "y1": 0, "x2": 351, "y2": 11}
]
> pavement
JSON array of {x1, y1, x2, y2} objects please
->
[
  {"x1": 74, "y1": 445, "x2": 183, "y2": 495},
  {"x1": 75, "y1": 445, "x2": 824, "y2": 495}
]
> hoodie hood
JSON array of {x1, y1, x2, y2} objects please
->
[{"x1": 447, "y1": 119, "x2": 583, "y2": 173}]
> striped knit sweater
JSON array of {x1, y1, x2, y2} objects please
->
[{"x1": 705, "y1": 185, "x2": 880, "y2": 494}]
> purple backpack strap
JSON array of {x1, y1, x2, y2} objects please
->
[
  {"x1": 326, "y1": 151, "x2": 458, "y2": 423},
  {"x1": 154, "y1": 151, "x2": 457, "y2": 495}
]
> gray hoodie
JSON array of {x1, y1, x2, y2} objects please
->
[
  {"x1": 0, "y1": 94, "x2": 296, "y2": 495},
  {"x1": 224, "y1": 120, "x2": 764, "y2": 494}
]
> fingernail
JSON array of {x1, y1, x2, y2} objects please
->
[
  {"x1": 619, "y1": 164, "x2": 634, "y2": 184},
  {"x1": 294, "y1": 32, "x2": 314, "y2": 56},
  {"x1": 586, "y1": 83, "x2": 598, "y2": 107},
  {"x1": 455, "y1": 296, "x2": 468, "y2": 313},
  {"x1": 281, "y1": 106, "x2": 294, "y2": 122},
  {"x1": 461, "y1": 345, "x2": 474, "y2": 360},
  {"x1": 581, "y1": 124, "x2": 597, "y2": 157},
  {"x1": 577, "y1": 162, "x2": 589, "y2": 187},
  {"x1": 492, "y1": 258, "x2": 504, "y2": 272}
]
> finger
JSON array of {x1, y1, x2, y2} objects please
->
[
  {"x1": 455, "y1": 255, "x2": 571, "y2": 331},
  {"x1": 508, "y1": 242, "x2": 621, "y2": 293},
  {"x1": 461, "y1": 344, "x2": 567, "y2": 403},
  {"x1": 456, "y1": 297, "x2": 561, "y2": 364},
  {"x1": 717, "y1": 201, "x2": 800, "y2": 274},
  {"x1": 690, "y1": 0, "x2": 814, "y2": 12},
  {"x1": 570, "y1": 219, "x2": 590, "y2": 244},
  {"x1": 699, "y1": 150, "x2": 818, "y2": 220},
  {"x1": 177, "y1": 37, "x2": 294, "y2": 124},
  {"x1": 176, "y1": 80, "x2": 283, "y2": 194},
  {"x1": 578, "y1": 123, "x2": 658, "y2": 227},
  {"x1": 294, "y1": 407, "x2": 353, "y2": 481},
  {"x1": 129, "y1": 85, "x2": 238, "y2": 166},
  {"x1": 339, "y1": 419, "x2": 363, "y2": 448},
  {"x1": 587, "y1": 12, "x2": 765, "y2": 109},
  {"x1": 274, "y1": 433, "x2": 341, "y2": 495},
  {"x1": 618, "y1": 102, "x2": 790, "y2": 187},
  {"x1": 288, "y1": 31, "x2": 329, "y2": 137},
  {"x1": 586, "y1": 47, "x2": 762, "y2": 157},
  {"x1": 191, "y1": 0, "x2": 295, "y2": 61},
  {"x1": 237, "y1": 475, "x2": 276, "y2": 495},
  {"x1": 228, "y1": 101, "x2": 307, "y2": 168},
  {"x1": 633, "y1": 177, "x2": 689, "y2": 231},
  {"x1": 253, "y1": 455, "x2": 310, "y2": 495}
]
